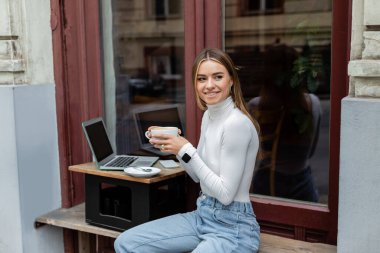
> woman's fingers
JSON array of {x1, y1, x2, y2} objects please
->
[
  {"x1": 148, "y1": 134, "x2": 187, "y2": 155},
  {"x1": 149, "y1": 133, "x2": 174, "y2": 141}
]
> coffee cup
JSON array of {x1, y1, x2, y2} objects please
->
[{"x1": 145, "y1": 126, "x2": 179, "y2": 140}]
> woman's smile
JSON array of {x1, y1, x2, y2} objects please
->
[{"x1": 204, "y1": 91, "x2": 220, "y2": 97}]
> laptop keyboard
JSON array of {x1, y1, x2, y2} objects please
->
[{"x1": 107, "y1": 156, "x2": 137, "y2": 167}]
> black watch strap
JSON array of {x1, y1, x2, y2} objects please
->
[{"x1": 182, "y1": 153, "x2": 191, "y2": 163}]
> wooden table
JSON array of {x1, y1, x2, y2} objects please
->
[
  {"x1": 69, "y1": 162, "x2": 185, "y2": 184},
  {"x1": 69, "y1": 162, "x2": 186, "y2": 231}
]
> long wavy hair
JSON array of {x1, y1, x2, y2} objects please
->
[{"x1": 191, "y1": 48, "x2": 260, "y2": 132}]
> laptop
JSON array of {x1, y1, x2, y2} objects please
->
[
  {"x1": 82, "y1": 117, "x2": 159, "y2": 170},
  {"x1": 133, "y1": 105, "x2": 184, "y2": 157}
]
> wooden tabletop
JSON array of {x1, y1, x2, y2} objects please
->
[{"x1": 69, "y1": 162, "x2": 185, "y2": 184}]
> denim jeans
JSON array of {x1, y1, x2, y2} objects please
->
[{"x1": 114, "y1": 194, "x2": 260, "y2": 253}]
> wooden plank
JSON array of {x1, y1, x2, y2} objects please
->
[
  {"x1": 69, "y1": 162, "x2": 185, "y2": 184},
  {"x1": 36, "y1": 204, "x2": 337, "y2": 253},
  {"x1": 35, "y1": 203, "x2": 120, "y2": 238},
  {"x1": 260, "y1": 233, "x2": 336, "y2": 253},
  {"x1": 78, "y1": 231, "x2": 91, "y2": 253}
]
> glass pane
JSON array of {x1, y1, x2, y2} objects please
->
[
  {"x1": 168, "y1": 0, "x2": 181, "y2": 15},
  {"x1": 100, "y1": 0, "x2": 185, "y2": 156},
  {"x1": 224, "y1": 0, "x2": 332, "y2": 204},
  {"x1": 155, "y1": 0, "x2": 166, "y2": 17},
  {"x1": 248, "y1": 1, "x2": 260, "y2": 11}
]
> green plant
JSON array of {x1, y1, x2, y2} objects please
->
[{"x1": 290, "y1": 52, "x2": 323, "y2": 93}]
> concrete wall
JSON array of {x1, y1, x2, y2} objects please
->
[
  {"x1": 0, "y1": 0, "x2": 64, "y2": 252},
  {"x1": 338, "y1": 98, "x2": 380, "y2": 252},
  {"x1": 0, "y1": 85, "x2": 64, "y2": 253},
  {"x1": 0, "y1": 87, "x2": 23, "y2": 253},
  {"x1": 338, "y1": 0, "x2": 380, "y2": 252}
]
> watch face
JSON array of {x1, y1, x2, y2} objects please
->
[{"x1": 182, "y1": 153, "x2": 191, "y2": 163}]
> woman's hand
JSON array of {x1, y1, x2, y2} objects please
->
[{"x1": 149, "y1": 133, "x2": 189, "y2": 155}]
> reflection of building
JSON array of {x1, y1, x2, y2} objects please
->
[
  {"x1": 224, "y1": 0, "x2": 332, "y2": 98},
  {"x1": 111, "y1": 0, "x2": 184, "y2": 103},
  {"x1": 1, "y1": 0, "x2": 380, "y2": 252},
  {"x1": 110, "y1": 0, "x2": 332, "y2": 100},
  {"x1": 101, "y1": 0, "x2": 185, "y2": 154}
]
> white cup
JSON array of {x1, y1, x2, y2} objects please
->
[{"x1": 145, "y1": 126, "x2": 179, "y2": 140}]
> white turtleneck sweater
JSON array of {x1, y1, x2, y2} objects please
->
[{"x1": 177, "y1": 97, "x2": 259, "y2": 205}]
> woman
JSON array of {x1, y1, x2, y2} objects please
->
[
  {"x1": 249, "y1": 44, "x2": 320, "y2": 202},
  {"x1": 114, "y1": 48, "x2": 260, "y2": 253}
]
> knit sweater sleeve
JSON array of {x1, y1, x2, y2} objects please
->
[
  {"x1": 177, "y1": 143, "x2": 200, "y2": 182},
  {"x1": 178, "y1": 116, "x2": 252, "y2": 205},
  {"x1": 175, "y1": 112, "x2": 209, "y2": 183}
]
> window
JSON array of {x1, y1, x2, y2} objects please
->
[
  {"x1": 149, "y1": 0, "x2": 182, "y2": 19},
  {"x1": 226, "y1": 0, "x2": 331, "y2": 205},
  {"x1": 221, "y1": 0, "x2": 347, "y2": 242},
  {"x1": 241, "y1": 0, "x2": 284, "y2": 15},
  {"x1": 100, "y1": 0, "x2": 185, "y2": 156}
]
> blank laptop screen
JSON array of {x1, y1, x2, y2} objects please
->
[
  {"x1": 135, "y1": 107, "x2": 183, "y2": 145},
  {"x1": 84, "y1": 120, "x2": 113, "y2": 162}
]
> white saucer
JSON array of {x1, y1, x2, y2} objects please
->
[{"x1": 123, "y1": 167, "x2": 161, "y2": 178}]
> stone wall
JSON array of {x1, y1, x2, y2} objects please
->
[
  {"x1": 0, "y1": 0, "x2": 54, "y2": 85},
  {"x1": 348, "y1": 0, "x2": 380, "y2": 98},
  {"x1": 0, "y1": 0, "x2": 25, "y2": 84}
]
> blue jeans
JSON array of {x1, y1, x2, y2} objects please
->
[{"x1": 114, "y1": 194, "x2": 260, "y2": 253}]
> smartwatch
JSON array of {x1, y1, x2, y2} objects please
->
[{"x1": 181, "y1": 153, "x2": 191, "y2": 163}]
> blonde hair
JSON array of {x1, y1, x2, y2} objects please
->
[{"x1": 191, "y1": 48, "x2": 260, "y2": 132}]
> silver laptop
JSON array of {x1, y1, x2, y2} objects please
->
[
  {"x1": 82, "y1": 118, "x2": 159, "y2": 170},
  {"x1": 133, "y1": 105, "x2": 184, "y2": 157}
]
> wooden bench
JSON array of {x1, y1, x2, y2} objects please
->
[{"x1": 35, "y1": 203, "x2": 337, "y2": 253}]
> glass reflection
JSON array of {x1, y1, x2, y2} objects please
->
[
  {"x1": 248, "y1": 44, "x2": 321, "y2": 202},
  {"x1": 224, "y1": 0, "x2": 331, "y2": 204},
  {"x1": 100, "y1": 0, "x2": 184, "y2": 156}
]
